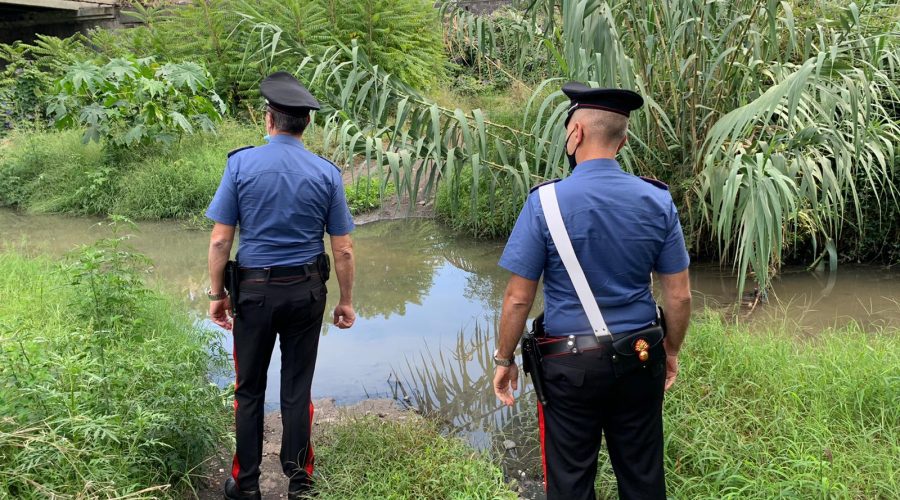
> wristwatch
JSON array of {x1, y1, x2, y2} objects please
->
[
  {"x1": 493, "y1": 349, "x2": 515, "y2": 367},
  {"x1": 206, "y1": 288, "x2": 228, "y2": 301}
]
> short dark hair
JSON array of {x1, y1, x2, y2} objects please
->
[{"x1": 268, "y1": 107, "x2": 309, "y2": 135}]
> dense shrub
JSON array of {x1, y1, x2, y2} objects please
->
[
  {"x1": 49, "y1": 57, "x2": 224, "y2": 147},
  {"x1": 92, "y1": 0, "x2": 446, "y2": 107}
]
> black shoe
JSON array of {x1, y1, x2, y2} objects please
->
[{"x1": 223, "y1": 477, "x2": 261, "y2": 500}]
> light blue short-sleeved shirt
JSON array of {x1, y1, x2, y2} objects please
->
[
  {"x1": 206, "y1": 134, "x2": 354, "y2": 268},
  {"x1": 498, "y1": 158, "x2": 690, "y2": 336}
]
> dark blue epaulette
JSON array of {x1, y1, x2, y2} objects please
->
[
  {"x1": 227, "y1": 145, "x2": 255, "y2": 158},
  {"x1": 315, "y1": 154, "x2": 342, "y2": 172},
  {"x1": 529, "y1": 178, "x2": 560, "y2": 193},
  {"x1": 639, "y1": 176, "x2": 669, "y2": 190}
]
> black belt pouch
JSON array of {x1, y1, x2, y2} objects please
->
[
  {"x1": 610, "y1": 307, "x2": 667, "y2": 378},
  {"x1": 522, "y1": 313, "x2": 549, "y2": 406},
  {"x1": 316, "y1": 253, "x2": 331, "y2": 282},
  {"x1": 224, "y1": 260, "x2": 240, "y2": 318}
]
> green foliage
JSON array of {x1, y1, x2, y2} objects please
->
[
  {"x1": 113, "y1": 121, "x2": 262, "y2": 219},
  {"x1": 314, "y1": 416, "x2": 515, "y2": 499},
  {"x1": 49, "y1": 57, "x2": 225, "y2": 147},
  {"x1": 96, "y1": 0, "x2": 445, "y2": 106},
  {"x1": 0, "y1": 121, "x2": 264, "y2": 219},
  {"x1": 657, "y1": 314, "x2": 900, "y2": 498},
  {"x1": 0, "y1": 129, "x2": 111, "y2": 214},
  {"x1": 312, "y1": 0, "x2": 900, "y2": 296},
  {"x1": 345, "y1": 175, "x2": 396, "y2": 214},
  {"x1": 0, "y1": 247, "x2": 229, "y2": 498},
  {"x1": 333, "y1": 0, "x2": 447, "y2": 90},
  {"x1": 436, "y1": 166, "x2": 522, "y2": 238},
  {"x1": 401, "y1": 312, "x2": 900, "y2": 499},
  {"x1": 65, "y1": 219, "x2": 152, "y2": 332},
  {"x1": 442, "y1": 5, "x2": 554, "y2": 85},
  {"x1": 0, "y1": 35, "x2": 90, "y2": 131}
]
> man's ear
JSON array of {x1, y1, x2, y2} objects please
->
[{"x1": 616, "y1": 134, "x2": 628, "y2": 153}]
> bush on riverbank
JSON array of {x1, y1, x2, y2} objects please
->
[
  {"x1": 0, "y1": 122, "x2": 259, "y2": 219},
  {"x1": 0, "y1": 123, "x2": 406, "y2": 222},
  {"x1": 313, "y1": 416, "x2": 515, "y2": 499},
  {"x1": 0, "y1": 242, "x2": 229, "y2": 497}
]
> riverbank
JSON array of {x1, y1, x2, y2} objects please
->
[
  {"x1": 0, "y1": 247, "x2": 229, "y2": 498},
  {"x1": 0, "y1": 123, "x2": 431, "y2": 227},
  {"x1": 2, "y1": 236, "x2": 898, "y2": 498},
  {"x1": 196, "y1": 399, "x2": 514, "y2": 499}
]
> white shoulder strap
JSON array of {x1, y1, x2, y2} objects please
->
[{"x1": 538, "y1": 184, "x2": 610, "y2": 338}]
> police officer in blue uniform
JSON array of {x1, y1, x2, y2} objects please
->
[
  {"x1": 206, "y1": 72, "x2": 357, "y2": 500},
  {"x1": 492, "y1": 82, "x2": 692, "y2": 499}
]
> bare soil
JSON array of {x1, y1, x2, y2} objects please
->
[{"x1": 342, "y1": 163, "x2": 435, "y2": 225}]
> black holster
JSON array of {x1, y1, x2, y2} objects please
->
[
  {"x1": 316, "y1": 253, "x2": 331, "y2": 282},
  {"x1": 224, "y1": 260, "x2": 240, "y2": 318},
  {"x1": 521, "y1": 313, "x2": 549, "y2": 406}
]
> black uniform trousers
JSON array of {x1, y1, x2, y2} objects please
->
[
  {"x1": 230, "y1": 274, "x2": 327, "y2": 492},
  {"x1": 539, "y1": 347, "x2": 666, "y2": 500}
]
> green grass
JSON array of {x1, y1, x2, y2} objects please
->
[
  {"x1": 435, "y1": 165, "x2": 523, "y2": 238},
  {"x1": 589, "y1": 313, "x2": 900, "y2": 499},
  {"x1": 0, "y1": 245, "x2": 229, "y2": 498},
  {"x1": 313, "y1": 416, "x2": 515, "y2": 499},
  {"x1": 345, "y1": 175, "x2": 396, "y2": 215},
  {"x1": 402, "y1": 311, "x2": 900, "y2": 499},
  {"x1": 0, "y1": 121, "x2": 326, "y2": 222}
]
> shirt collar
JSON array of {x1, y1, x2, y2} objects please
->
[
  {"x1": 269, "y1": 134, "x2": 305, "y2": 148},
  {"x1": 574, "y1": 158, "x2": 622, "y2": 173}
]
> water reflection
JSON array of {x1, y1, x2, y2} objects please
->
[
  {"x1": 392, "y1": 319, "x2": 545, "y2": 497},
  {"x1": 348, "y1": 220, "x2": 442, "y2": 319},
  {"x1": 2, "y1": 208, "x2": 899, "y2": 407}
]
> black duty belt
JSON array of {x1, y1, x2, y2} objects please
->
[
  {"x1": 240, "y1": 262, "x2": 318, "y2": 281},
  {"x1": 538, "y1": 334, "x2": 609, "y2": 358}
]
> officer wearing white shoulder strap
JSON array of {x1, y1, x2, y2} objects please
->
[{"x1": 492, "y1": 82, "x2": 692, "y2": 500}]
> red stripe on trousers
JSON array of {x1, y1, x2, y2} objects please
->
[
  {"x1": 538, "y1": 402, "x2": 548, "y2": 493},
  {"x1": 305, "y1": 401, "x2": 315, "y2": 476},
  {"x1": 232, "y1": 335, "x2": 241, "y2": 485}
]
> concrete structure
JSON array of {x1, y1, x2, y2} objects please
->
[{"x1": 0, "y1": 0, "x2": 125, "y2": 44}]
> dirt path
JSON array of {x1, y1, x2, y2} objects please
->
[{"x1": 195, "y1": 398, "x2": 413, "y2": 499}]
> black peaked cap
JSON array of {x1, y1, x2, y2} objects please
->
[
  {"x1": 562, "y1": 81, "x2": 643, "y2": 126},
  {"x1": 260, "y1": 72, "x2": 320, "y2": 116}
]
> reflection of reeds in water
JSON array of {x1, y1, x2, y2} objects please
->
[{"x1": 391, "y1": 319, "x2": 545, "y2": 487}]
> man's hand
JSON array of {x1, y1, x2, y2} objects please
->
[
  {"x1": 210, "y1": 297, "x2": 233, "y2": 330},
  {"x1": 333, "y1": 302, "x2": 355, "y2": 329},
  {"x1": 664, "y1": 353, "x2": 678, "y2": 391},
  {"x1": 493, "y1": 364, "x2": 519, "y2": 406}
]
